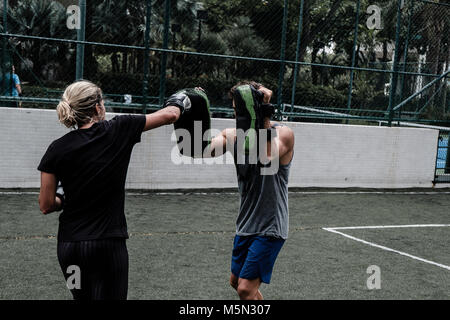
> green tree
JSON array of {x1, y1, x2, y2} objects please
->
[{"x1": 7, "y1": 0, "x2": 71, "y2": 80}]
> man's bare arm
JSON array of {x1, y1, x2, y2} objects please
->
[
  {"x1": 204, "y1": 128, "x2": 236, "y2": 158},
  {"x1": 278, "y1": 126, "x2": 295, "y2": 163},
  {"x1": 262, "y1": 125, "x2": 294, "y2": 165}
]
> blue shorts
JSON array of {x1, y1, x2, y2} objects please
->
[{"x1": 231, "y1": 235, "x2": 285, "y2": 284}]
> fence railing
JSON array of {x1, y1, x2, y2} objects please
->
[{"x1": 0, "y1": 0, "x2": 448, "y2": 125}]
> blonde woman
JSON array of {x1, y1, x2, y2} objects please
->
[{"x1": 37, "y1": 80, "x2": 191, "y2": 300}]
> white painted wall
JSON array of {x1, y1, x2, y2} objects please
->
[{"x1": 0, "y1": 107, "x2": 443, "y2": 189}]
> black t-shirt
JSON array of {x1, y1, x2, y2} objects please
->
[{"x1": 38, "y1": 115, "x2": 146, "y2": 242}]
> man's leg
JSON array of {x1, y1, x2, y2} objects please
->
[
  {"x1": 237, "y1": 277, "x2": 263, "y2": 300},
  {"x1": 230, "y1": 273, "x2": 263, "y2": 300},
  {"x1": 230, "y1": 273, "x2": 239, "y2": 291}
]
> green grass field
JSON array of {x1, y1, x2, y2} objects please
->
[{"x1": 1, "y1": 189, "x2": 449, "y2": 300}]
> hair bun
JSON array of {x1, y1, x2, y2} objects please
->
[
  {"x1": 57, "y1": 99, "x2": 77, "y2": 128},
  {"x1": 57, "y1": 80, "x2": 103, "y2": 128}
]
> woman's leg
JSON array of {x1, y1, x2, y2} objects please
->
[{"x1": 57, "y1": 238, "x2": 128, "y2": 300}]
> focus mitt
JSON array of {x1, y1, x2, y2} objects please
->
[{"x1": 171, "y1": 88, "x2": 211, "y2": 158}]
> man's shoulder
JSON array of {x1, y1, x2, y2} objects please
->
[
  {"x1": 273, "y1": 122, "x2": 293, "y2": 135},
  {"x1": 274, "y1": 123, "x2": 294, "y2": 147}
]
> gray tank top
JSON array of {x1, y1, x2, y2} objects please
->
[{"x1": 233, "y1": 127, "x2": 291, "y2": 240}]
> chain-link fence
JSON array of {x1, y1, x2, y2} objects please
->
[{"x1": 0, "y1": 0, "x2": 449, "y2": 124}]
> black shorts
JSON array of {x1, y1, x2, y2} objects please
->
[{"x1": 57, "y1": 238, "x2": 129, "y2": 300}]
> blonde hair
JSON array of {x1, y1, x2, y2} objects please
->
[{"x1": 57, "y1": 80, "x2": 103, "y2": 128}]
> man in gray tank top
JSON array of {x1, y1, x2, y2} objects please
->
[{"x1": 206, "y1": 81, "x2": 294, "y2": 300}]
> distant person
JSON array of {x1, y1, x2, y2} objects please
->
[
  {"x1": 1, "y1": 64, "x2": 22, "y2": 107},
  {"x1": 12, "y1": 65, "x2": 22, "y2": 107}
]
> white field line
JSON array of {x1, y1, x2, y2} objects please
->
[
  {"x1": 2, "y1": 191, "x2": 450, "y2": 196},
  {"x1": 0, "y1": 191, "x2": 40, "y2": 195},
  {"x1": 289, "y1": 191, "x2": 450, "y2": 195},
  {"x1": 323, "y1": 225, "x2": 450, "y2": 271},
  {"x1": 329, "y1": 224, "x2": 450, "y2": 230}
]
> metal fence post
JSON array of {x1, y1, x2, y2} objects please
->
[
  {"x1": 142, "y1": 0, "x2": 152, "y2": 114},
  {"x1": 2, "y1": 0, "x2": 7, "y2": 95},
  {"x1": 346, "y1": 0, "x2": 361, "y2": 123},
  {"x1": 158, "y1": 0, "x2": 171, "y2": 107},
  {"x1": 387, "y1": 0, "x2": 403, "y2": 126},
  {"x1": 75, "y1": 0, "x2": 86, "y2": 80},
  {"x1": 290, "y1": 0, "x2": 305, "y2": 113},
  {"x1": 2, "y1": 0, "x2": 6, "y2": 34},
  {"x1": 277, "y1": 0, "x2": 289, "y2": 115},
  {"x1": 398, "y1": 0, "x2": 413, "y2": 123},
  {"x1": 445, "y1": 74, "x2": 449, "y2": 114}
]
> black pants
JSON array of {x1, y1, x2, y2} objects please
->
[{"x1": 57, "y1": 238, "x2": 129, "y2": 300}]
